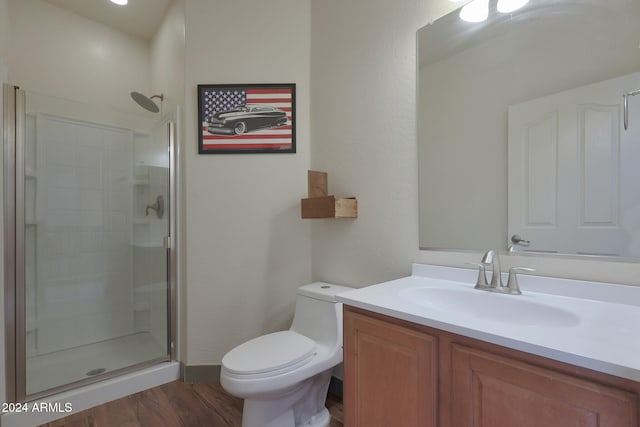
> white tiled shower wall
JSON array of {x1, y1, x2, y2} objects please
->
[{"x1": 25, "y1": 112, "x2": 135, "y2": 356}]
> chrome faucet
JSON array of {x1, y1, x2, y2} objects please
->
[
  {"x1": 468, "y1": 250, "x2": 535, "y2": 295},
  {"x1": 468, "y1": 262, "x2": 490, "y2": 290},
  {"x1": 481, "y1": 249, "x2": 503, "y2": 288},
  {"x1": 504, "y1": 267, "x2": 535, "y2": 295}
]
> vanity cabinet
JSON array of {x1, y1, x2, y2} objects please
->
[
  {"x1": 343, "y1": 306, "x2": 640, "y2": 427},
  {"x1": 343, "y1": 308, "x2": 438, "y2": 426}
]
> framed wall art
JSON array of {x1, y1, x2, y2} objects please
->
[{"x1": 197, "y1": 83, "x2": 296, "y2": 154}]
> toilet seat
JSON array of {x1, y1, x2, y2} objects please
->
[{"x1": 222, "y1": 331, "x2": 316, "y2": 377}]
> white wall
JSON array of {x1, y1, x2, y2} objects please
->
[
  {"x1": 183, "y1": 0, "x2": 312, "y2": 365},
  {"x1": 8, "y1": 0, "x2": 152, "y2": 117},
  {"x1": 150, "y1": 0, "x2": 186, "y2": 114},
  {"x1": 0, "y1": 0, "x2": 8, "y2": 62},
  {"x1": 309, "y1": 0, "x2": 457, "y2": 286},
  {"x1": 310, "y1": 0, "x2": 640, "y2": 287}
]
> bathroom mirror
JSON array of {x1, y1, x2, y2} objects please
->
[{"x1": 418, "y1": 0, "x2": 640, "y2": 257}]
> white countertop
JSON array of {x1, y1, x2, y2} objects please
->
[{"x1": 337, "y1": 264, "x2": 640, "y2": 382}]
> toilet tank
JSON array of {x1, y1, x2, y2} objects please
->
[{"x1": 290, "y1": 282, "x2": 353, "y2": 347}]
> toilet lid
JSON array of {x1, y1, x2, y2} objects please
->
[{"x1": 222, "y1": 331, "x2": 316, "y2": 375}]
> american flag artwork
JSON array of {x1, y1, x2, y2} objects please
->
[{"x1": 197, "y1": 84, "x2": 296, "y2": 154}]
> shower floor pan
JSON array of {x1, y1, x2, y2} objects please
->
[{"x1": 26, "y1": 332, "x2": 166, "y2": 396}]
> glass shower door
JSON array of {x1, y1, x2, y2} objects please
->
[{"x1": 13, "y1": 88, "x2": 172, "y2": 399}]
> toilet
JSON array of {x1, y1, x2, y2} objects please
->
[{"x1": 220, "y1": 282, "x2": 353, "y2": 427}]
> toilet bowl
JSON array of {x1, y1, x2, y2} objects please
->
[{"x1": 220, "y1": 282, "x2": 353, "y2": 427}]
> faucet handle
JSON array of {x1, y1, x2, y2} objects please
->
[
  {"x1": 466, "y1": 262, "x2": 490, "y2": 289},
  {"x1": 505, "y1": 267, "x2": 535, "y2": 295}
]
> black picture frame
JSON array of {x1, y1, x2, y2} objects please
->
[{"x1": 197, "y1": 83, "x2": 296, "y2": 154}]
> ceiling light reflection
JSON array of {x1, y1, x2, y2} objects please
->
[
  {"x1": 460, "y1": 0, "x2": 489, "y2": 23},
  {"x1": 497, "y1": 0, "x2": 529, "y2": 13}
]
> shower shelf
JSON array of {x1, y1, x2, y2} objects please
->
[
  {"x1": 132, "y1": 242, "x2": 163, "y2": 248},
  {"x1": 131, "y1": 218, "x2": 164, "y2": 248}
]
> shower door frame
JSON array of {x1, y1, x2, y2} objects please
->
[
  {"x1": 3, "y1": 83, "x2": 23, "y2": 403},
  {"x1": 3, "y1": 84, "x2": 179, "y2": 403}
]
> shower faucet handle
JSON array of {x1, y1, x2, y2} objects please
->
[{"x1": 145, "y1": 195, "x2": 165, "y2": 219}]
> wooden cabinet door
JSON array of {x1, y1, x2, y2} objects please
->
[
  {"x1": 450, "y1": 344, "x2": 638, "y2": 427},
  {"x1": 343, "y1": 309, "x2": 437, "y2": 427}
]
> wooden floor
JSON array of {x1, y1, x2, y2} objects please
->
[{"x1": 39, "y1": 380, "x2": 344, "y2": 427}]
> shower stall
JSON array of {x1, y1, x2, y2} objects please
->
[{"x1": 3, "y1": 84, "x2": 178, "y2": 404}]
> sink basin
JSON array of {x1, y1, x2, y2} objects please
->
[{"x1": 399, "y1": 287, "x2": 580, "y2": 327}]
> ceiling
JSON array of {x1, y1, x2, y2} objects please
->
[{"x1": 43, "y1": 0, "x2": 172, "y2": 41}]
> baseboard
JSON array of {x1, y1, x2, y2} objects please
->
[
  {"x1": 181, "y1": 363, "x2": 344, "y2": 399},
  {"x1": 181, "y1": 363, "x2": 221, "y2": 384}
]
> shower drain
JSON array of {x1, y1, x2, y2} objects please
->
[{"x1": 86, "y1": 368, "x2": 107, "y2": 376}]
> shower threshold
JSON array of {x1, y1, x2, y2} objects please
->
[{"x1": 2, "y1": 361, "x2": 179, "y2": 427}]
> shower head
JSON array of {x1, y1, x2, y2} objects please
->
[{"x1": 130, "y1": 92, "x2": 164, "y2": 113}]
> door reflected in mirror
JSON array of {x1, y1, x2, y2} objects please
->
[{"x1": 417, "y1": 0, "x2": 640, "y2": 258}]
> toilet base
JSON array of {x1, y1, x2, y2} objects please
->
[
  {"x1": 242, "y1": 404, "x2": 330, "y2": 427},
  {"x1": 240, "y1": 369, "x2": 334, "y2": 427},
  {"x1": 299, "y1": 407, "x2": 330, "y2": 427}
]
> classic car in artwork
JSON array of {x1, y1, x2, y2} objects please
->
[{"x1": 205, "y1": 105, "x2": 288, "y2": 135}]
